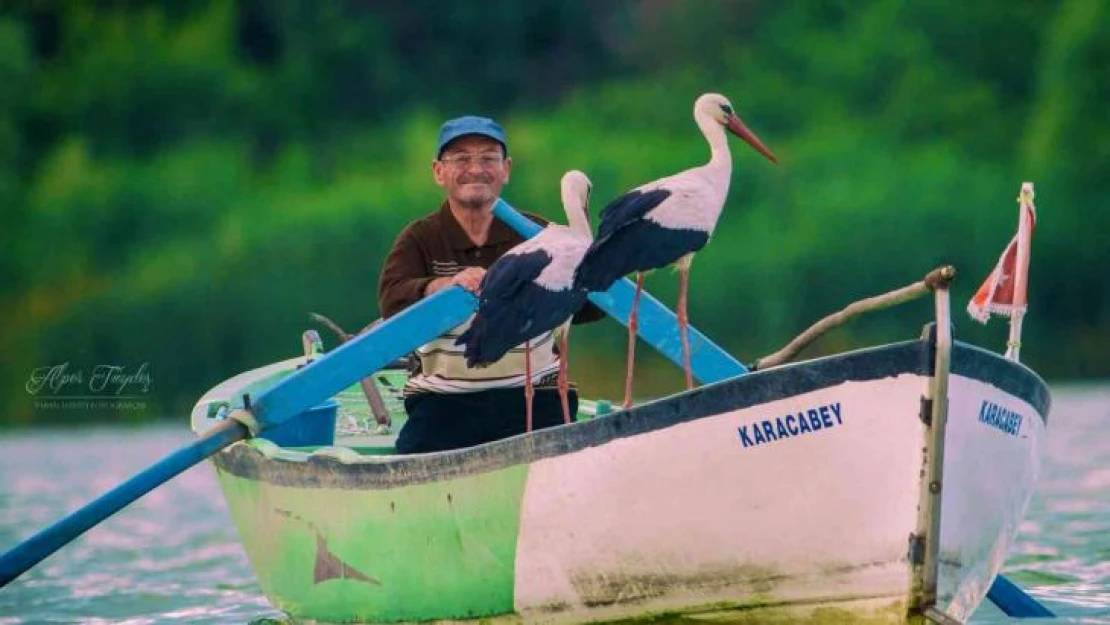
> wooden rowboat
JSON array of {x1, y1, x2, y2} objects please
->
[{"x1": 190, "y1": 269, "x2": 1048, "y2": 624}]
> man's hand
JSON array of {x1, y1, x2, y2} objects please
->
[
  {"x1": 452, "y1": 267, "x2": 486, "y2": 293},
  {"x1": 426, "y1": 267, "x2": 486, "y2": 296}
]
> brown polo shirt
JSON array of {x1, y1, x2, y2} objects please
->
[{"x1": 378, "y1": 202, "x2": 546, "y2": 318}]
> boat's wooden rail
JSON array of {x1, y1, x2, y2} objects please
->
[{"x1": 751, "y1": 265, "x2": 956, "y2": 371}]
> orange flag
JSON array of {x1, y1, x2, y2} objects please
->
[{"x1": 968, "y1": 184, "x2": 1037, "y2": 324}]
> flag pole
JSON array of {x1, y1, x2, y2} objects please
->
[{"x1": 1006, "y1": 182, "x2": 1035, "y2": 361}]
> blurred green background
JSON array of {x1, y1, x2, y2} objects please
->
[{"x1": 2, "y1": 0, "x2": 1106, "y2": 425}]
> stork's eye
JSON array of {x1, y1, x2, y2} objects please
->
[{"x1": 719, "y1": 103, "x2": 733, "y2": 115}]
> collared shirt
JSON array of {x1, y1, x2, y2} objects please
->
[{"x1": 378, "y1": 202, "x2": 603, "y2": 395}]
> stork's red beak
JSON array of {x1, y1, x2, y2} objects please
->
[{"x1": 727, "y1": 116, "x2": 778, "y2": 165}]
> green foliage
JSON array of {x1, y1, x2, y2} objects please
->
[{"x1": 2, "y1": 0, "x2": 1107, "y2": 424}]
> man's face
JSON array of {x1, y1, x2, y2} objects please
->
[{"x1": 433, "y1": 135, "x2": 511, "y2": 210}]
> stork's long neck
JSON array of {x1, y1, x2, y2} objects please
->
[
  {"x1": 561, "y1": 185, "x2": 591, "y2": 239},
  {"x1": 695, "y1": 112, "x2": 733, "y2": 185},
  {"x1": 563, "y1": 201, "x2": 591, "y2": 239}
]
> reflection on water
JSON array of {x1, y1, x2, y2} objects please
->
[{"x1": 0, "y1": 386, "x2": 1107, "y2": 624}]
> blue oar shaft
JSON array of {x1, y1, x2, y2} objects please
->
[
  {"x1": 987, "y1": 573, "x2": 1055, "y2": 617},
  {"x1": 0, "y1": 419, "x2": 248, "y2": 587}
]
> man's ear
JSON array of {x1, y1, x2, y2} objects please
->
[
  {"x1": 502, "y1": 156, "x2": 512, "y2": 184},
  {"x1": 432, "y1": 159, "x2": 447, "y2": 187}
]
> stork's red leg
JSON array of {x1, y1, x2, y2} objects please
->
[
  {"x1": 678, "y1": 264, "x2": 694, "y2": 390},
  {"x1": 525, "y1": 339, "x2": 534, "y2": 432},
  {"x1": 558, "y1": 331, "x2": 571, "y2": 424},
  {"x1": 624, "y1": 272, "x2": 644, "y2": 409}
]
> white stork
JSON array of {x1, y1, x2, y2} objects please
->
[
  {"x1": 575, "y1": 93, "x2": 777, "y2": 407},
  {"x1": 456, "y1": 170, "x2": 593, "y2": 429}
]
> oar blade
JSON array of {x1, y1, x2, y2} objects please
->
[{"x1": 988, "y1": 574, "x2": 1054, "y2": 617}]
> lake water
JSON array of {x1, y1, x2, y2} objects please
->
[{"x1": 0, "y1": 385, "x2": 1107, "y2": 624}]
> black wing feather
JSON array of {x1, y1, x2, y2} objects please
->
[
  {"x1": 596, "y1": 188, "x2": 672, "y2": 241},
  {"x1": 456, "y1": 250, "x2": 559, "y2": 366}
]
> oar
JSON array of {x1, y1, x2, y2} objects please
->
[
  {"x1": 493, "y1": 198, "x2": 1052, "y2": 619},
  {"x1": 0, "y1": 287, "x2": 478, "y2": 588},
  {"x1": 986, "y1": 574, "x2": 1054, "y2": 617}
]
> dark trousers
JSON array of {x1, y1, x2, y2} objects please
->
[{"x1": 396, "y1": 387, "x2": 578, "y2": 454}]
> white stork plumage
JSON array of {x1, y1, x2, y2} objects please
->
[
  {"x1": 575, "y1": 93, "x2": 778, "y2": 407},
  {"x1": 456, "y1": 170, "x2": 593, "y2": 428}
]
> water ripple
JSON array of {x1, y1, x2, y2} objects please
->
[{"x1": 0, "y1": 425, "x2": 281, "y2": 624}]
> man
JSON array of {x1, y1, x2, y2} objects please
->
[{"x1": 378, "y1": 115, "x2": 602, "y2": 454}]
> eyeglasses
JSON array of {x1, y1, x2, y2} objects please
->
[{"x1": 439, "y1": 153, "x2": 504, "y2": 169}]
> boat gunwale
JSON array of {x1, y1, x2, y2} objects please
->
[
  {"x1": 950, "y1": 340, "x2": 1052, "y2": 417},
  {"x1": 210, "y1": 337, "x2": 1048, "y2": 490}
]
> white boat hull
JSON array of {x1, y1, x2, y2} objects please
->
[{"x1": 193, "y1": 339, "x2": 1049, "y2": 623}]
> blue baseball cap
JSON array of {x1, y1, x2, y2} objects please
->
[{"x1": 436, "y1": 116, "x2": 508, "y2": 158}]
